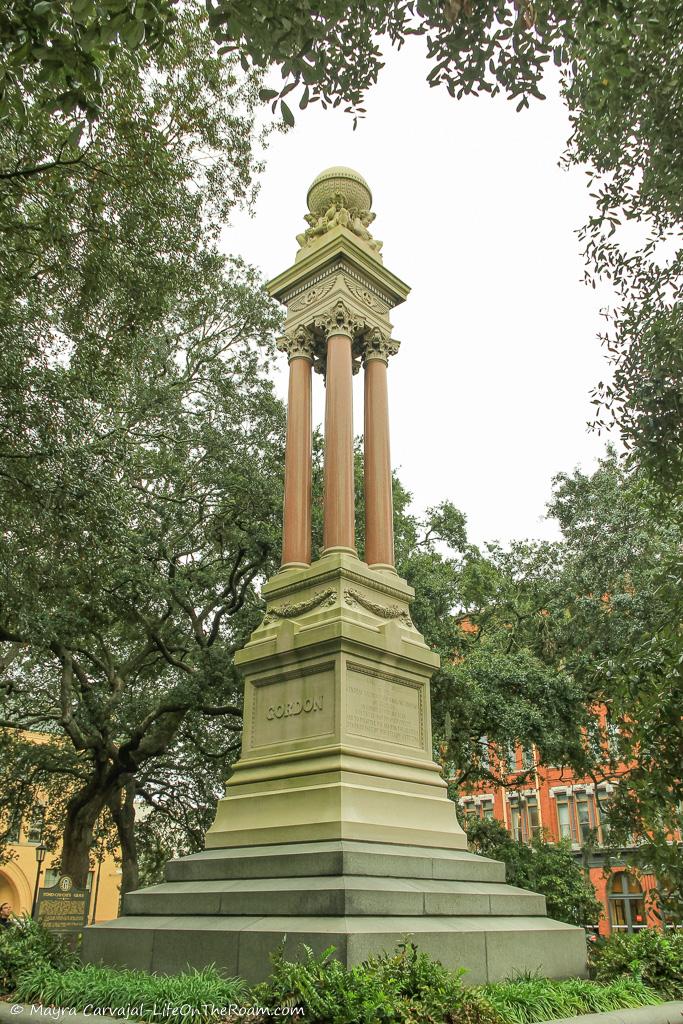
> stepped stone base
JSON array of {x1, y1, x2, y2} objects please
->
[{"x1": 82, "y1": 840, "x2": 587, "y2": 984}]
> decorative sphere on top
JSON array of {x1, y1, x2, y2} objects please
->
[{"x1": 307, "y1": 167, "x2": 373, "y2": 217}]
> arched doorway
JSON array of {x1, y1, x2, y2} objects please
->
[
  {"x1": 0, "y1": 871, "x2": 21, "y2": 914},
  {"x1": 609, "y1": 872, "x2": 647, "y2": 933}
]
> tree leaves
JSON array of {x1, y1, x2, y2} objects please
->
[
  {"x1": 0, "y1": 1, "x2": 284, "y2": 889},
  {"x1": 0, "y1": 0, "x2": 178, "y2": 123},
  {"x1": 280, "y1": 98, "x2": 294, "y2": 126}
]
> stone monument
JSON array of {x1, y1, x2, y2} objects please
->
[{"x1": 82, "y1": 167, "x2": 587, "y2": 983}]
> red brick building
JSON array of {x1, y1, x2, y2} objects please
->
[{"x1": 456, "y1": 732, "x2": 661, "y2": 937}]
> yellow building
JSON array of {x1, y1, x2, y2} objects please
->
[{"x1": 0, "y1": 734, "x2": 122, "y2": 924}]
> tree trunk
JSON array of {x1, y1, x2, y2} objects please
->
[
  {"x1": 108, "y1": 776, "x2": 139, "y2": 894},
  {"x1": 61, "y1": 785, "x2": 107, "y2": 888}
]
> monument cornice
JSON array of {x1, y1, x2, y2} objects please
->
[
  {"x1": 282, "y1": 264, "x2": 394, "y2": 311},
  {"x1": 266, "y1": 229, "x2": 410, "y2": 310},
  {"x1": 263, "y1": 560, "x2": 415, "y2": 605}
]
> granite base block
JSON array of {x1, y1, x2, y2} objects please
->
[{"x1": 82, "y1": 840, "x2": 587, "y2": 984}]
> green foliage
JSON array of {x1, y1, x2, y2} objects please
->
[
  {"x1": 387, "y1": 487, "x2": 590, "y2": 791},
  {"x1": 465, "y1": 817, "x2": 603, "y2": 929},
  {"x1": 207, "y1": 0, "x2": 560, "y2": 125},
  {"x1": 253, "y1": 941, "x2": 500, "y2": 1023},
  {"x1": 0, "y1": 0, "x2": 283, "y2": 889},
  {"x1": 541, "y1": 452, "x2": 683, "y2": 916},
  {"x1": 0, "y1": 916, "x2": 76, "y2": 995},
  {"x1": 0, "y1": 0, "x2": 177, "y2": 123},
  {"x1": 588, "y1": 929, "x2": 683, "y2": 1002},
  {"x1": 2, "y1": 937, "x2": 671, "y2": 1023},
  {"x1": 482, "y1": 975, "x2": 661, "y2": 1024},
  {"x1": 565, "y1": 2, "x2": 683, "y2": 494},
  {"x1": 14, "y1": 962, "x2": 249, "y2": 1022}
]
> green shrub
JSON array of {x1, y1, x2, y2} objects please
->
[
  {"x1": 589, "y1": 929, "x2": 683, "y2": 1000},
  {"x1": 482, "y1": 975, "x2": 660, "y2": 1024},
  {"x1": 14, "y1": 962, "x2": 249, "y2": 1024},
  {"x1": 465, "y1": 817, "x2": 603, "y2": 929},
  {"x1": 0, "y1": 916, "x2": 77, "y2": 994},
  {"x1": 253, "y1": 941, "x2": 500, "y2": 1023}
]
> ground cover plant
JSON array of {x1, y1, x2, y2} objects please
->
[
  {"x1": 481, "y1": 975, "x2": 661, "y2": 1024},
  {"x1": 0, "y1": 916, "x2": 76, "y2": 995},
  {"x1": 2, "y1": 926, "x2": 676, "y2": 1024},
  {"x1": 14, "y1": 963, "x2": 249, "y2": 1024},
  {"x1": 588, "y1": 929, "x2": 683, "y2": 1002}
]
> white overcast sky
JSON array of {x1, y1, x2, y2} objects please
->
[{"x1": 222, "y1": 38, "x2": 616, "y2": 550}]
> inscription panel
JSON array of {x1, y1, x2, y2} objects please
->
[
  {"x1": 346, "y1": 665, "x2": 423, "y2": 749},
  {"x1": 250, "y1": 666, "x2": 334, "y2": 749}
]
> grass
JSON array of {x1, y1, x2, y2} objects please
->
[
  {"x1": 14, "y1": 963, "x2": 249, "y2": 1024},
  {"x1": 480, "y1": 975, "x2": 663, "y2": 1024}
]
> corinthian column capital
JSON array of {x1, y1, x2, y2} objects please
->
[
  {"x1": 314, "y1": 299, "x2": 365, "y2": 342},
  {"x1": 277, "y1": 324, "x2": 316, "y2": 362},
  {"x1": 361, "y1": 327, "x2": 401, "y2": 365}
]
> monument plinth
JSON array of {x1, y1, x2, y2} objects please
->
[{"x1": 82, "y1": 168, "x2": 587, "y2": 983}]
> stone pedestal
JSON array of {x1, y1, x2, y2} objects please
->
[
  {"x1": 206, "y1": 554, "x2": 463, "y2": 852},
  {"x1": 82, "y1": 168, "x2": 587, "y2": 984},
  {"x1": 83, "y1": 555, "x2": 587, "y2": 983}
]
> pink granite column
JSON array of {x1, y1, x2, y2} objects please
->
[
  {"x1": 319, "y1": 303, "x2": 359, "y2": 555},
  {"x1": 363, "y1": 330, "x2": 400, "y2": 570},
  {"x1": 279, "y1": 328, "x2": 314, "y2": 569}
]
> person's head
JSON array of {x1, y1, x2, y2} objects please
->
[{"x1": 0, "y1": 903, "x2": 11, "y2": 919}]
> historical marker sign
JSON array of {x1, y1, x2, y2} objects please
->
[{"x1": 36, "y1": 875, "x2": 90, "y2": 933}]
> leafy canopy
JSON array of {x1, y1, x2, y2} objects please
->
[{"x1": 0, "y1": 0, "x2": 284, "y2": 890}]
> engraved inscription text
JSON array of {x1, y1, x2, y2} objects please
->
[{"x1": 346, "y1": 668, "x2": 423, "y2": 748}]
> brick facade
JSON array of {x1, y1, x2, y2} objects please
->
[{"x1": 455, "y1": 727, "x2": 666, "y2": 936}]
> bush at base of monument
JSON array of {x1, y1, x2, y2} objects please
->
[
  {"x1": 589, "y1": 930, "x2": 683, "y2": 1001},
  {"x1": 252, "y1": 940, "x2": 499, "y2": 1023},
  {"x1": 464, "y1": 818, "x2": 603, "y2": 929},
  {"x1": 0, "y1": 917, "x2": 76, "y2": 994}
]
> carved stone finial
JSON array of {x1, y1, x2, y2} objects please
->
[
  {"x1": 314, "y1": 299, "x2": 365, "y2": 342},
  {"x1": 296, "y1": 167, "x2": 383, "y2": 258},
  {"x1": 361, "y1": 328, "x2": 401, "y2": 364},
  {"x1": 277, "y1": 324, "x2": 316, "y2": 362}
]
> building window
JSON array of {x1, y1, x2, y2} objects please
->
[
  {"x1": 478, "y1": 736, "x2": 490, "y2": 771},
  {"x1": 481, "y1": 800, "x2": 494, "y2": 821},
  {"x1": 5, "y1": 810, "x2": 21, "y2": 844},
  {"x1": 508, "y1": 798, "x2": 523, "y2": 842},
  {"x1": 554, "y1": 791, "x2": 602, "y2": 845},
  {"x1": 461, "y1": 800, "x2": 477, "y2": 822},
  {"x1": 525, "y1": 795, "x2": 540, "y2": 838},
  {"x1": 574, "y1": 791, "x2": 602, "y2": 844},
  {"x1": 555, "y1": 796, "x2": 575, "y2": 841},
  {"x1": 575, "y1": 793, "x2": 593, "y2": 842},
  {"x1": 609, "y1": 873, "x2": 647, "y2": 932},
  {"x1": 26, "y1": 805, "x2": 45, "y2": 844},
  {"x1": 521, "y1": 745, "x2": 534, "y2": 770},
  {"x1": 505, "y1": 743, "x2": 518, "y2": 773}
]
